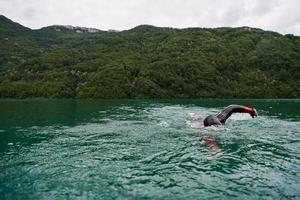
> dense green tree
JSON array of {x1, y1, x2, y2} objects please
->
[{"x1": 0, "y1": 15, "x2": 299, "y2": 98}]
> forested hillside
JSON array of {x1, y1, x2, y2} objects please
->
[{"x1": 0, "y1": 15, "x2": 299, "y2": 98}]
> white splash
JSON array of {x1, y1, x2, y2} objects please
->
[
  {"x1": 229, "y1": 113, "x2": 253, "y2": 120},
  {"x1": 158, "y1": 121, "x2": 169, "y2": 127}
]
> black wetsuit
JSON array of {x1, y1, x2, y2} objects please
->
[{"x1": 203, "y1": 105, "x2": 255, "y2": 126}]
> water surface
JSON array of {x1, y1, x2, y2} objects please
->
[{"x1": 0, "y1": 99, "x2": 299, "y2": 199}]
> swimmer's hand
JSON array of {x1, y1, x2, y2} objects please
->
[{"x1": 250, "y1": 108, "x2": 258, "y2": 118}]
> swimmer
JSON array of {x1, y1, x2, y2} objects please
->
[{"x1": 204, "y1": 105, "x2": 257, "y2": 126}]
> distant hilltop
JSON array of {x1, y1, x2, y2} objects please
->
[
  {"x1": 0, "y1": 14, "x2": 295, "y2": 36},
  {"x1": 42, "y1": 25, "x2": 103, "y2": 33},
  {"x1": 0, "y1": 15, "x2": 299, "y2": 99}
]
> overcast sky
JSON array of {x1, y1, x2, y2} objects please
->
[{"x1": 0, "y1": 0, "x2": 299, "y2": 35}]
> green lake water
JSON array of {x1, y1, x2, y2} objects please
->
[{"x1": 0, "y1": 99, "x2": 299, "y2": 199}]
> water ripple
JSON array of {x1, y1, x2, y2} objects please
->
[{"x1": 0, "y1": 100, "x2": 299, "y2": 199}]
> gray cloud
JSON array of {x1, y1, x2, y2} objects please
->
[{"x1": 0, "y1": 0, "x2": 299, "y2": 35}]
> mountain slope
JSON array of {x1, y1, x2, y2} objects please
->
[
  {"x1": 0, "y1": 15, "x2": 31, "y2": 34},
  {"x1": 0, "y1": 16, "x2": 299, "y2": 98}
]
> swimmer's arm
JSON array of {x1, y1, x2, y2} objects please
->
[
  {"x1": 217, "y1": 105, "x2": 253, "y2": 123},
  {"x1": 202, "y1": 136, "x2": 222, "y2": 155}
]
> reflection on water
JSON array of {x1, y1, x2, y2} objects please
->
[{"x1": 0, "y1": 99, "x2": 299, "y2": 199}]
